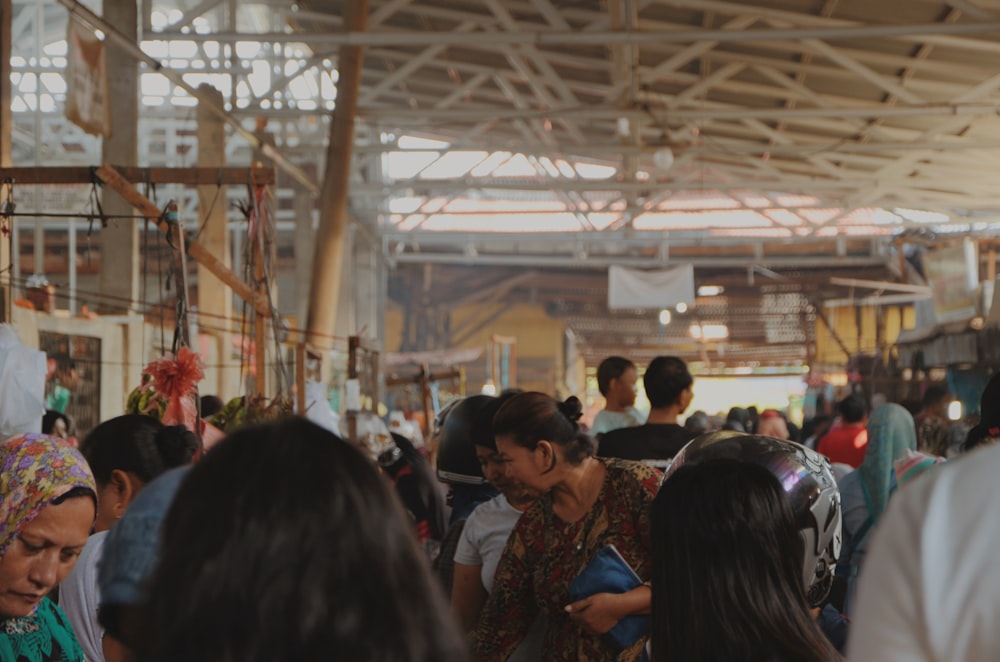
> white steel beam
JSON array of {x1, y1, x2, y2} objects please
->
[{"x1": 149, "y1": 21, "x2": 1000, "y2": 48}]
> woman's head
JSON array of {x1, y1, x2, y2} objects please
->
[
  {"x1": 651, "y1": 459, "x2": 837, "y2": 662},
  {"x1": 471, "y1": 393, "x2": 532, "y2": 505},
  {"x1": 141, "y1": 418, "x2": 466, "y2": 662},
  {"x1": 860, "y1": 403, "x2": 917, "y2": 521},
  {"x1": 0, "y1": 434, "x2": 96, "y2": 618},
  {"x1": 492, "y1": 393, "x2": 595, "y2": 494},
  {"x1": 80, "y1": 414, "x2": 198, "y2": 532}
]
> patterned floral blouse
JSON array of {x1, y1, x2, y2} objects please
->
[{"x1": 471, "y1": 458, "x2": 661, "y2": 662}]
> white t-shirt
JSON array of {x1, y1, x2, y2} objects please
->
[
  {"x1": 848, "y1": 445, "x2": 1000, "y2": 661},
  {"x1": 59, "y1": 531, "x2": 107, "y2": 662},
  {"x1": 453, "y1": 494, "x2": 545, "y2": 661},
  {"x1": 591, "y1": 408, "x2": 644, "y2": 436},
  {"x1": 454, "y1": 493, "x2": 523, "y2": 592}
]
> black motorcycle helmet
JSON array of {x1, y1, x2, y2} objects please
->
[
  {"x1": 667, "y1": 432, "x2": 843, "y2": 608},
  {"x1": 435, "y1": 395, "x2": 496, "y2": 485}
]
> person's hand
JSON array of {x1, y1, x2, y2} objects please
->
[{"x1": 564, "y1": 592, "x2": 624, "y2": 635}]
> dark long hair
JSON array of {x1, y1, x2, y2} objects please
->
[
  {"x1": 651, "y1": 459, "x2": 839, "y2": 662},
  {"x1": 492, "y1": 392, "x2": 595, "y2": 465},
  {"x1": 80, "y1": 414, "x2": 198, "y2": 487},
  {"x1": 140, "y1": 417, "x2": 467, "y2": 662}
]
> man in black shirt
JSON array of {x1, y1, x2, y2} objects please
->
[{"x1": 598, "y1": 356, "x2": 697, "y2": 466}]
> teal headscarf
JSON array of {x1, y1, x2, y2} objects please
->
[{"x1": 859, "y1": 404, "x2": 917, "y2": 523}]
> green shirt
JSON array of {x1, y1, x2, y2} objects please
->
[{"x1": 0, "y1": 598, "x2": 84, "y2": 662}]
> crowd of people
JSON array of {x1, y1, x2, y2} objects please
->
[{"x1": 3, "y1": 351, "x2": 1000, "y2": 661}]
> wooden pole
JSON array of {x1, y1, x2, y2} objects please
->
[
  {"x1": 419, "y1": 363, "x2": 433, "y2": 440},
  {"x1": 1, "y1": 0, "x2": 13, "y2": 322},
  {"x1": 0, "y1": 166, "x2": 275, "y2": 185},
  {"x1": 305, "y1": 0, "x2": 368, "y2": 350},
  {"x1": 253, "y1": 230, "x2": 267, "y2": 395},
  {"x1": 295, "y1": 343, "x2": 306, "y2": 415},
  {"x1": 95, "y1": 164, "x2": 271, "y2": 318}
]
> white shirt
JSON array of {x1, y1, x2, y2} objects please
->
[
  {"x1": 848, "y1": 445, "x2": 1000, "y2": 661},
  {"x1": 453, "y1": 493, "x2": 546, "y2": 662},
  {"x1": 454, "y1": 493, "x2": 523, "y2": 592},
  {"x1": 591, "y1": 408, "x2": 644, "y2": 436},
  {"x1": 59, "y1": 531, "x2": 107, "y2": 662}
]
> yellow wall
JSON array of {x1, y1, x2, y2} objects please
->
[
  {"x1": 385, "y1": 302, "x2": 574, "y2": 395},
  {"x1": 814, "y1": 304, "x2": 915, "y2": 367}
]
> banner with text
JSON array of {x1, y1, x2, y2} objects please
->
[{"x1": 65, "y1": 21, "x2": 111, "y2": 138}]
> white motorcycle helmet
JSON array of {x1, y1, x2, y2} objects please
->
[{"x1": 667, "y1": 432, "x2": 842, "y2": 607}]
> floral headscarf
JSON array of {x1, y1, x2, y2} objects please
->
[
  {"x1": 859, "y1": 404, "x2": 916, "y2": 524},
  {"x1": 0, "y1": 433, "x2": 96, "y2": 556}
]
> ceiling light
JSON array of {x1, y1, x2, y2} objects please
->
[
  {"x1": 653, "y1": 147, "x2": 674, "y2": 172},
  {"x1": 690, "y1": 323, "x2": 729, "y2": 340},
  {"x1": 675, "y1": 302, "x2": 688, "y2": 314},
  {"x1": 658, "y1": 309, "x2": 672, "y2": 325},
  {"x1": 697, "y1": 285, "x2": 724, "y2": 297}
]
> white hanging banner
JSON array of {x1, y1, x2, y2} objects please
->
[
  {"x1": 608, "y1": 264, "x2": 696, "y2": 310},
  {"x1": 65, "y1": 20, "x2": 112, "y2": 138},
  {"x1": 923, "y1": 238, "x2": 978, "y2": 324}
]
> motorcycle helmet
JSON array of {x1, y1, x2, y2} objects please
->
[
  {"x1": 435, "y1": 395, "x2": 496, "y2": 485},
  {"x1": 667, "y1": 432, "x2": 842, "y2": 607}
]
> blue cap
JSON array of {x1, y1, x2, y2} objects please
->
[{"x1": 98, "y1": 466, "x2": 189, "y2": 608}]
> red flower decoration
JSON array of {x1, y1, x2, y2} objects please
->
[{"x1": 144, "y1": 347, "x2": 205, "y2": 433}]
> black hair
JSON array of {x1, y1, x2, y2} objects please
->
[
  {"x1": 470, "y1": 390, "x2": 522, "y2": 452},
  {"x1": 683, "y1": 410, "x2": 710, "y2": 435},
  {"x1": 41, "y1": 409, "x2": 70, "y2": 436},
  {"x1": 723, "y1": 407, "x2": 750, "y2": 432},
  {"x1": 140, "y1": 418, "x2": 467, "y2": 662},
  {"x1": 492, "y1": 392, "x2": 595, "y2": 465},
  {"x1": 651, "y1": 460, "x2": 839, "y2": 662},
  {"x1": 837, "y1": 394, "x2": 867, "y2": 424},
  {"x1": 80, "y1": 414, "x2": 198, "y2": 487},
  {"x1": 643, "y1": 356, "x2": 693, "y2": 409},
  {"x1": 921, "y1": 385, "x2": 950, "y2": 409},
  {"x1": 596, "y1": 356, "x2": 636, "y2": 397},
  {"x1": 50, "y1": 485, "x2": 97, "y2": 507},
  {"x1": 199, "y1": 394, "x2": 225, "y2": 419}
]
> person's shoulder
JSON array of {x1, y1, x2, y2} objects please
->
[{"x1": 603, "y1": 457, "x2": 663, "y2": 490}]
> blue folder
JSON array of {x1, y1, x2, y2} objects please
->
[{"x1": 567, "y1": 544, "x2": 651, "y2": 650}]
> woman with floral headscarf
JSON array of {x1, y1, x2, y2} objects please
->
[
  {"x1": 835, "y1": 403, "x2": 916, "y2": 615},
  {"x1": 0, "y1": 433, "x2": 97, "y2": 662}
]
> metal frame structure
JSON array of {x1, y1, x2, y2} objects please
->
[{"x1": 11, "y1": 0, "x2": 1000, "y2": 366}]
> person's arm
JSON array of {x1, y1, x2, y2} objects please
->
[
  {"x1": 451, "y1": 563, "x2": 488, "y2": 633},
  {"x1": 470, "y1": 522, "x2": 538, "y2": 661},
  {"x1": 565, "y1": 584, "x2": 650, "y2": 634},
  {"x1": 567, "y1": 464, "x2": 659, "y2": 635}
]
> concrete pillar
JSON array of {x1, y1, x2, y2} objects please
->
[
  {"x1": 98, "y1": 0, "x2": 139, "y2": 313},
  {"x1": 195, "y1": 84, "x2": 237, "y2": 399},
  {"x1": 0, "y1": 0, "x2": 12, "y2": 322}
]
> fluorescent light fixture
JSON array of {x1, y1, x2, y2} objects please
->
[
  {"x1": 697, "y1": 285, "x2": 725, "y2": 297},
  {"x1": 689, "y1": 323, "x2": 729, "y2": 340}
]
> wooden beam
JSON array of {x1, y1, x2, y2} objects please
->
[
  {"x1": 0, "y1": 165, "x2": 274, "y2": 186},
  {"x1": 306, "y1": 0, "x2": 368, "y2": 350},
  {"x1": 94, "y1": 164, "x2": 272, "y2": 318}
]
